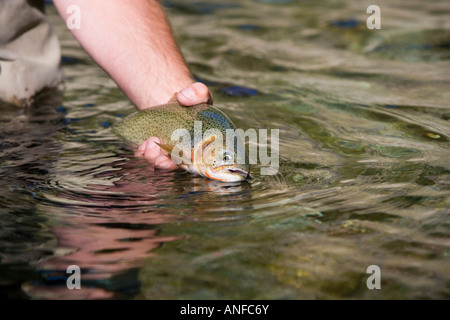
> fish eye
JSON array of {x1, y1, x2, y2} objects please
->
[{"x1": 223, "y1": 151, "x2": 233, "y2": 162}]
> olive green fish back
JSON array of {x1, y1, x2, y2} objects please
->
[{"x1": 111, "y1": 102, "x2": 236, "y2": 147}]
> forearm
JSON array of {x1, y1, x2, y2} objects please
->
[{"x1": 54, "y1": 0, "x2": 194, "y2": 109}]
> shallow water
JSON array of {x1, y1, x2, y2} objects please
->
[{"x1": 0, "y1": 0, "x2": 449, "y2": 299}]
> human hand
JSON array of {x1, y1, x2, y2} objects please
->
[
  {"x1": 172, "y1": 81, "x2": 213, "y2": 106},
  {"x1": 134, "y1": 82, "x2": 213, "y2": 169}
]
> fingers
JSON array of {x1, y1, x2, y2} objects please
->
[
  {"x1": 134, "y1": 140, "x2": 147, "y2": 158},
  {"x1": 134, "y1": 137, "x2": 178, "y2": 170},
  {"x1": 154, "y1": 155, "x2": 179, "y2": 170},
  {"x1": 135, "y1": 137, "x2": 161, "y2": 162},
  {"x1": 176, "y1": 82, "x2": 213, "y2": 106}
]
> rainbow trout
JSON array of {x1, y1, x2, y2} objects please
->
[{"x1": 112, "y1": 102, "x2": 250, "y2": 182}]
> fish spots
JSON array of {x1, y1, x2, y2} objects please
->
[{"x1": 199, "y1": 110, "x2": 234, "y2": 129}]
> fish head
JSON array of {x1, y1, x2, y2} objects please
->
[{"x1": 193, "y1": 135, "x2": 250, "y2": 182}]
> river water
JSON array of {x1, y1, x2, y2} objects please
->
[{"x1": 0, "y1": 0, "x2": 449, "y2": 299}]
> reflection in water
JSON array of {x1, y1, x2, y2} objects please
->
[
  {"x1": 1, "y1": 0, "x2": 449, "y2": 299},
  {"x1": 21, "y1": 156, "x2": 252, "y2": 299}
]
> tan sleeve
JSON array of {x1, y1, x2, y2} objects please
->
[{"x1": 0, "y1": 0, "x2": 62, "y2": 107}]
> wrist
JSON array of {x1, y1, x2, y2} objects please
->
[{"x1": 135, "y1": 76, "x2": 194, "y2": 110}]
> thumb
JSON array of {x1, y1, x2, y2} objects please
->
[{"x1": 175, "y1": 82, "x2": 213, "y2": 106}]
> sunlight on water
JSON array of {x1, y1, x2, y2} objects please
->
[{"x1": 0, "y1": 0, "x2": 449, "y2": 299}]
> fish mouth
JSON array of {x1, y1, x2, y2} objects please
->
[
  {"x1": 227, "y1": 168, "x2": 251, "y2": 179},
  {"x1": 211, "y1": 165, "x2": 251, "y2": 180}
]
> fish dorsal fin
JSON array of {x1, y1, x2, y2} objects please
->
[{"x1": 155, "y1": 142, "x2": 191, "y2": 165}]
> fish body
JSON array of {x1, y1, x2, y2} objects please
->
[{"x1": 112, "y1": 102, "x2": 250, "y2": 182}]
